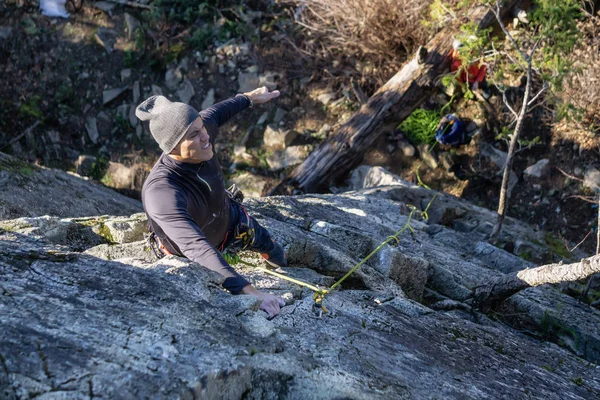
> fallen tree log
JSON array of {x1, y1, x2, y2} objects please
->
[
  {"x1": 472, "y1": 255, "x2": 600, "y2": 311},
  {"x1": 278, "y1": 0, "x2": 521, "y2": 194}
]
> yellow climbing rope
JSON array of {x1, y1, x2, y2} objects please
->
[{"x1": 224, "y1": 194, "x2": 437, "y2": 316}]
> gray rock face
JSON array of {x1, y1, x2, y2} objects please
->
[
  {"x1": 2, "y1": 189, "x2": 600, "y2": 398},
  {"x1": 524, "y1": 158, "x2": 551, "y2": 179},
  {"x1": 0, "y1": 152, "x2": 141, "y2": 220}
]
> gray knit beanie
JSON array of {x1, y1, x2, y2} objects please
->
[{"x1": 135, "y1": 95, "x2": 199, "y2": 153}]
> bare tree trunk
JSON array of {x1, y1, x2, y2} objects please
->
[
  {"x1": 489, "y1": 1, "x2": 538, "y2": 241},
  {"x1": 273, "y1": 0, "x2": 522, "y2": 194},
  {"x1": 473, "y1": 255, "x2": 600, "y2": 310},
  {"x1": 488, "y1": 62, "x2": 532, "y2": 240}
]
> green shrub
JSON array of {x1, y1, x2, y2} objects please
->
[{"x1": 398, "y1": 108, "x2": 441, "y2": 146}]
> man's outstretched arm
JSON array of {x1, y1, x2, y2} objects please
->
[
  {"x1": 145, "y1": 184, "x2": 284, "y2": 316},
  {"x1": 200, "y1": 87, "x2": 280, "y2": 129}
]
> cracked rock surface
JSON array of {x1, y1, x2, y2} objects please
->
[{"x1": 2, "y1": 184, "x2": 600, "y2": 398}]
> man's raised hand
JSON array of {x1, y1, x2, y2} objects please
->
[{"x1": 244, "y1": 86, "x2": 280, "y2": 105}]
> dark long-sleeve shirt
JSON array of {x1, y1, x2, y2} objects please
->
[{"x1": 142, "y1": 95, "x2": 251, "y2": 294}]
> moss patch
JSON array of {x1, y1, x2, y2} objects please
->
[{"x1": 544, "y1": 233, "x2": 572, "y2": 260}]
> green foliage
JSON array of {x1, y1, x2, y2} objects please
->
[
  {"x1": 20, "y1": 96, "x2": 43, "y2": 119},
  {"x1": 495, "y1": 126, "x2": 542, "y2": 150},
  {"x1": 570, "y1": 376, "x2": 584, "y2": 386},
  {"x1": 544, "y1": 232, "x2": 571, "y2": 260},
  {"x1": 188, "y1": 27, "x2": 213, "y2": 50},
  {"x1": 146, "y1": 0, "x2": 212, "y2": 24},
  {"x1": 398, "y1": 109, "x2": 441, "y2": 146}
]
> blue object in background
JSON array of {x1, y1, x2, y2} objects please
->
[{"x1": 435, "y1": 114, "x2": 466, "y2": 146}]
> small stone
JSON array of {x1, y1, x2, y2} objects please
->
[
  {"x1": 201, "y1": 88, "x2": 215, "y2": 110},
  {"x1": 466, "y1": 121, "x2": 478, "y2": 133},
  {"x1": 233, "y1": 145, "x2": 246, "y2": 157},
  {"x1": 47, "y1": 130, "x2": 60, "y2": 144},
  {"x1": 417, "y1": 144, "x2": 438, "y2": 170},
  {"x1": 74, "y1": 155, "x2": 98, "y2": 177},
  {"x1": 94, "y1": 28, "x2": 117, "y2": 54},
  {"x1": 387, "y1": 144, "x2": 396, "y2": 153},
  {"x1": 256, "y1": 112, "x2": 269, "y2": 125},
  {"x1": 263, "y1": 125, "x2": 297, "y2": 149},
  {"x1": 151, "y1": 85, "x2": 163, "y2": 96},
  {"x1": 104, "y1": 162, "x2": 134, "y2": 189},
  {"x1": 238, "y1": 71, "x2": 259, "y2": 93},
  {"x1": 116, "y1": 104, "x2": 129, "y2": 121},
  {"x1": 120, "y1": 69, "x2": 132, "y2": 82},
  {"x1": 266, "y1": 146, "x2": 310, "y2": 170},
  {"x1": 317, "y1": 92, "x2": 337, "y2": 105},
  {"x1": 523, "y1": 159, "x2": 550, "y2": 179},
  {"x1": 93, "y1": 1, "x2": 116, "y2": 14},
  {"x1": 178, "y1": 57, "x2": 189, "y2": 72},
  {"x1": 273, "y1": 108, "x2": 287, "y2": 124},
  {"x1": 0, "y1": 26, "x2": 13, "y2": 40},
  {"x1": 480, "y1": 142, "x2": 508, "y2": 170},
  {"x1": 258, "y1": 71, "x2": 280, "y2": 90},
  {"x1": 103, "y1": 87, "x2": 127, "y2": 105},
  {"x1": 397, "y1": 140, "x2": 415, "y2": 157},
  {"x1": 85, "y1": 117, "x2": 99, "y2": 144},
  {"x1": 124, "y1": 13, "x2": 141, "y2": 41},
  {"x1": 584, "y1": 168, "x2": 600, "y2": 191},
  {"x1": 176, "y1": 78, "x2": 195, "y2": 104},
  {"x1": 128, "y1": 106, "x2": 138, "y2": 127},
  {"x1": 246, "y1": 65, "x2": 259, "y2": 73},
  {"x1": 165, "y1": 67, "x2": 183, "y2": 90},
  {"x1": 574, "y1": 167, "x2": 582, "y2": 176},
  {"x1": 132, "y1": 81, "x2": 141, "y2": 104}
]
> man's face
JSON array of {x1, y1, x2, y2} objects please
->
[{"x1": 171, "y1": 117, "x2": 213, "y2": 163}]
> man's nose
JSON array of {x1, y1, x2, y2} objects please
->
[{"x1": 200, "y1": 130, "x2": 210, "y2": 141}]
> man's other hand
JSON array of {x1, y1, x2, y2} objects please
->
[
  {"x1": 242, "y1": 285, "x2": 285, "y2": 318},
  {"x1": 244, "y1": 86, "x2": 280, "y2": 105}
]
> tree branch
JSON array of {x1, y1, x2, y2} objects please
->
[{"x1": 473, "y1": 255, "x2": 600, "y2": 311}]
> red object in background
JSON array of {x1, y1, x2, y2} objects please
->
[{"x1": 449, "y1": 49, "x2": 487, "y2": 85}]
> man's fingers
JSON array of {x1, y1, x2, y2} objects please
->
[{"x1": 278, "y1": 297, "x2": 285, "y2": 307}]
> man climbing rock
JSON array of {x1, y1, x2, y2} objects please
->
[{"x1": 136, "y1": 87, "x2": 287, "y2": 317}]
